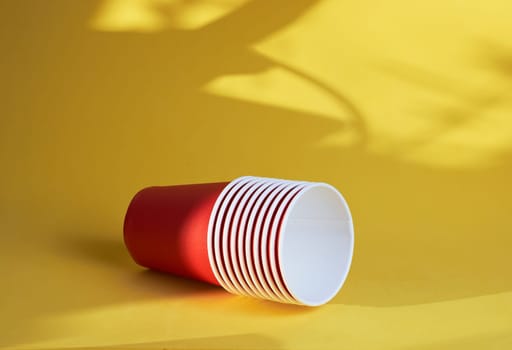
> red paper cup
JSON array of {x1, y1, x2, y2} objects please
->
[
  {"x1": 123, "y1": 176, "x2": 354, "y2": 306},
  {"x1": 123, "y1": 182, "x2": 229, "y2": 286}
]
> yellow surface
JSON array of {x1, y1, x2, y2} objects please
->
[{"x1": 1, "y1": 0, "x2": 512, "y2": 349}]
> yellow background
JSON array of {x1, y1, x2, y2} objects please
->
[{"x1": 1, "y1": 0, "x2": 512, "y2": 349}]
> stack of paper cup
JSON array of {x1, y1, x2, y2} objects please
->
[{"x1": 124, "y1": 176, "x2": 354, "y2": 306}]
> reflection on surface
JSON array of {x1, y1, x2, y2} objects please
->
[
  {"x1": 26, "y1": 334, "x2": 281, "y2": 350},
  {"x1": 15, "y1": 292, "x2": 512, "y2": 350}
]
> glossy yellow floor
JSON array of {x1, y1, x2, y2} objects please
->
[{"x1": 1, "y1": 1, "x2": 512, "y2": 349}]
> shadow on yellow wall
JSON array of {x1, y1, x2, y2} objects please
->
[{"x1": 1, "y1": 0, "x2": 512, "y2": 349}]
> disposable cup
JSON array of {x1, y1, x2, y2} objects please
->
[
  {"x1": 124, "y1": 181, "x2": 228, "y2": 286},
  {"x1": 124, "y1": 176, "x2": 354, "y2": 306},
  {"x1": 278, "y1": 183, "x2": 354, "y2": 306}
]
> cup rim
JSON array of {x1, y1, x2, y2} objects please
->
[
  {"x1": 278, "y1": 183, "x2": 354, "y2": 306},
  {"x1": 238, "y1": 179, "x2": 278, "y2": 299},
  {"x1": 207, "y1": 176, "x2": 248, "y2": 293},
  {"x1": 223, "y1": 178, "x2": 263, "y2": 297},
  {"x1": 246, "y1": 180, "x2": 288, "y2": 301},
  {"x1": 267, "y1": 182, "x2": 309, "y2": 303},
  {"x1": 229, "y1": 178, "x2": 270, "y2": 299}
]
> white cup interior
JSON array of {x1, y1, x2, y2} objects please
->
[{"x1": 278, "y1": 183, "x2": 354, "y2": 306}]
